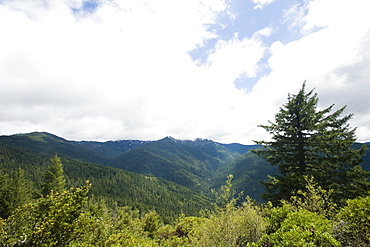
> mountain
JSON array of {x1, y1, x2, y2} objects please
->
[
  {"x1": 0, "y1": 132, "x2": 109, "y2": 165},
  {"x1": 1, "y1": 132, "x2": 368, "y2": 206},
  {"x1": 109, "y1": 137, "x2": 241, "y2": 194},
  {"x1": 218, "y1": 143, "x2": 261, "y2": 155},
  {"x1": 75, "y1": 139, "x2": 151, "y2": 159},
  {"x1": 0, "y1": 133, "x2": 245, "y2": 195},
  {"x1": 213, "y1": 150, "x2": 278, "y2": 202},
  {"x1": 214, "y1": 143, "x2": 370, "y2": 202},
  {"x1": 352, "y1": 142, "x2": 370, "y2": 171},
  {"x1": 0, "y1": 139, "x2": 212, "y2": 223}
]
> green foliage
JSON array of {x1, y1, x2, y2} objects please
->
[
  {"x1": 142, "y1": 211, "x2": 162, "y2": 238},
  {"x1": 253, "y1": 82, "x2": 370, "y2": 205},
  {"x1": 0, "y1": 168, "x2": 32, "y2": 219},
  {"x1": 261, "y1": 176, "x2": 341, "y2": 246},
  {"x1": 288, "y1": 175, "x2": 338, "y2": 219},
  {"x1": 104, "y1": 232, "x2": 158, "y2": 247},
  {"x1": 0, "y1": 142, "x2": 213, "y2": 223},
  {"x1": 0, "y1": 132, "x2": 109, "y2": 165},
  {"x1": 2, "y1": 181, "x2": 91, "y2": 246},
  {"x1": 109, "y1": 137, "x2": 240, "y2": 194},
  {"x1": 0, "y1": 171, "x2": 12, "y2": 219},
  {"x1": 213, "y1": 150, "x2": 278, "y2": 202},
  {"x1": 2, "y1": 130, "x2": 370, "y2": 246},
  {"x1": 263, "y1": 209, "x2": 340, "y2": 247},
  {"x1": 190, "y1": 175, "x2": 266, "y2": 246},
  {"x1": 156, "y1": 216, "x2": 203, "y2": 246},
  {"x1": 41, "y1": 156, "x2": 66, "y2": 196},
  {"x1": 335, "y1": 195, "x2": 370, "y2": 246}
]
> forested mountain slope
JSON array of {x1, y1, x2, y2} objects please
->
[
  {"x1": 353, "y1": 142, "x2": 370, "y2": 171},
  {"x1": 0, "y1": 132, "x2": 110, "y2": 165},
  {"x1": 1, "y1": 132, "x2": 369, "y2": 205},
  {"x1": 75, "y1": 139, "x2": 151, "y2": 159},
  {"x1": 213, "y1": 150, "x2": 278, "y2": 202},
  {"x1": 213, "y1": 143, "x2": 370, "y2": 202},
  {"x1": 109, "y1": 137, "x2": 240, "y2": 194},
  {"x1": 0, "y1": 142, "x2": 212, "y2": 223}
]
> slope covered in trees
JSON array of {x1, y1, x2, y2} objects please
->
[
  {"x1": 2, "y1": 82, "x2": 370, "y2": 245},
  {"x1": 75, "y1": 139, "x2": 151, "y2": 159},
  {"x1": 109, "y1": 137, "x2": 240, "y2": 194},
  {"x1": 1, "y1": 132, "x2": 369, "y2": 203},
  {"x1": 0, "y1": 132, "x2": 110, "y2": 165},
  {"x1": 213, "y1": 150, "x2": 279, "y2": 202},
  {"x1": 0, "y1": 143, "x2": 212, "y2": 223},
  {"x1": 1, "y1": 165, "x2": 369, "y2": 246}
]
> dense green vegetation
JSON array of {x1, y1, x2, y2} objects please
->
[
  {"x1": 1, "y1": 165, "x2": 369, "y2": 246},
  {"x1": 109, "y1": 137, "x2": 240, "y2": 194},
  {"x1": 253, "y1": 82, "x2": 370, "y2": 205},
  {"x1": 1, "y1": 81, "x2": 370, "y2": 247},
  {"x1": 0, "y1": 132, "x2": 109, "y2": 165},
  {"x1": 75, "y1": 139, "x2": 151, "y2": 159},
  {"x1": 1, "y1": 131, "x2": 369, "y2": 203},
  {"x1": 213, "y1": 150, "x2": 279, "y2": 202},
  {"x1": 0, "y1": 143, "x2": 212, "y2": 223}
]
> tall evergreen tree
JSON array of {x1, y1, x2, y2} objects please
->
[
  {"x1": 41, "y1": 156, "x2": 66, "y2": 196},
  {"x1": 253, "y1": 82, "x2": 370, "y2": 205},
  {"x1": 0, "y1": 171, "x2": 11, "y2": 219},
  {"x1": 0, "y1": 169, "x2": 32, "y2": 219}
]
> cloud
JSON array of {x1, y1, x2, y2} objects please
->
[
  {"x1": 253, "y1": 0, "x2": 370, "y2": 142},
  {"x1": 252, "y1": 0, "x2": 275, "y2": 9},
  {"x1": 0, "y1": 0, "x2": 259, "y2": 142},
  {"x1": 1, "y1": 0, "x2": 370, "y2": 144}
]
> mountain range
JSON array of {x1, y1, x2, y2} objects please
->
[{"x1": 1, "y1": 131, "x2": 369, "y2": 220}]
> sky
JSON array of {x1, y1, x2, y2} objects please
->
[{"x1": 0, "y1": 0, "x2": 370, "y2": 144}]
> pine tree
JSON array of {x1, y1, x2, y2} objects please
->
[
  {"x1": 0, "y1": 168, "x2": 32, "y2": 219},
  {"x1": 0, "y1": 171, "x2": 11, "y2": 219},
  {"x1": 253, "y1": 82, "x2": 370, "y2": 205},
  {"x1": 41, "y1": 155, "x2": 66, "y2": 196}
]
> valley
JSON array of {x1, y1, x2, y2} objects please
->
[{"x1": 1, "y1": 131, "x2": 369, "y2": 221}]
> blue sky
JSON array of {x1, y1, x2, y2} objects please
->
[{"x1": 0, "y1": 0, "x2": 370, "y2": 144}]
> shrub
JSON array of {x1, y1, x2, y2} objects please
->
[
  {"x1": 263, "y1": 209, "x2": 340, "y2": 247},
  {"x1": 335, "y1": 196, "x2": 370, "y2": 246}
]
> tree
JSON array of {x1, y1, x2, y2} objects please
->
[
  {"x1": 0, "y1": 171, "x2": 11, "y2": 219},
  {"x1": 253, "y1": 82, "x2": 370, "y2": 205},
  {"x1": 0, "y1": 168, "x2": 32, "y2": 219},
  {"x1": 190, "y1": 175, "x2": 266, "y2": 246},
  {"x1": 3, "y1": 181, "x2": 92, "y2": 246},
  {"x1": 41, "y1": 156, "x2": 66, "y2": 196},
  {"x1": 142, "y1": 211, "x2": 162, "y2": 238}
]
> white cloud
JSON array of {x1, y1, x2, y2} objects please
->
[
  {"x1": 1, "y1": 0, "x2": 260, "y2": 142},
  {"x1": 253, "y1": 0, "x2": 370, "y2": 143},
  {"x1": 206, "y1": 33, "x2": 265, "y2": 79},
  {"x1": 1, "y1": 0, "x2": 370, "y2": 145},
  {"x1": 252, "y1": 0, "x2": 275, "y2": 9}
]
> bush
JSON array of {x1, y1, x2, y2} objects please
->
[
  {"x1": 335, "y1": 196, "x2": 370, "y2": 246},
  {"x1": 190, "y1": 200, "x2": 266, "y2": 246},
  {"x1": 263, "y1": 208, "x2": 340, "y2": 247}
]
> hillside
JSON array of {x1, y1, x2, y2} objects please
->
[
  {"x1": 75, "y1": 139, "x2": 151, "y2": 159},
  {"x1": 218, "y1": 143, "x2": 260, "y2": 155},
  {"x1": 213, "y1": 150, "x2": 279, "y2": 202},
  {"x1": 353, "y1": 142, "x2": 370, "y2": 171},
  {"x1": 0, "y1": 132, "x2": 110, "y2": 165},
  {"x1": 109, "y1": 137, "x2": 240, "y2": 194},
  {"x1": 0, "y1": 142, "x2": 212, "y2": 223},
  {"x1": 1, "y1": 132, "x2": 369, "y2": 205},
  {"x1": 213, "y1": 143, "x2": 370, "y2": 202}
]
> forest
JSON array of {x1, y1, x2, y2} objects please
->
[{"x1": 1, "y1": 83, "x2": 370, "y2": 246}]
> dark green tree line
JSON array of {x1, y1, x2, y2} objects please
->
[{"x1": 253, "y1": 82, "x2": 370, "y2": 204}]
